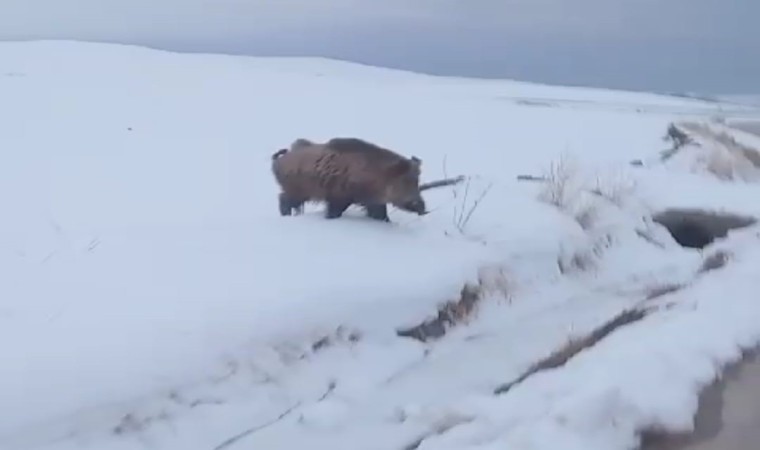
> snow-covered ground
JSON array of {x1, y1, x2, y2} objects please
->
[{"x1": 2, "y1": 40, "x2": 760, "y2": 450}]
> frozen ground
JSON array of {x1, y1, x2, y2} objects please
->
[
  {"x1": 2, "y1": 40, "x2": 760, "y2": 450},
  {"x1": 644, "y1": 349, "x2": 760, "y2": 450}
]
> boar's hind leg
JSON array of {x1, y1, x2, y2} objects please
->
[
  {"x1": 325, "y1": 198, "x2": 352, "y2": 219},
  {"x1": 279, "y1": 193, "x2": 304, "y2": 216},
  {"x1": 364, "y1": 204, "x2": 390, "y2": 222}
]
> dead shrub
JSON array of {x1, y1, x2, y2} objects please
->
[
  {"x1": 558, "y1": 249, "x2": 597, "y2": 275},
  {"x1": 477, "y1": 265, "x2": 514, "y2": 303},
  {"x1": 557, "y1": 232, "x2": 613, "y2": 275},
  {"x1": 537, "y1": 154, "x2": 582, "y2": 210},
  {"x1": 590, "y1": 170, "x2": 637, "y2": 207},
  {"x1": 663, "y1": 123, "x2": 692, "y2": 152},
  {"x1": 440, "y1": 156, "x2": 493, "y2": 235},
  {"x1": 573, "y1": 202, "x2": 600, "y2": 231}
]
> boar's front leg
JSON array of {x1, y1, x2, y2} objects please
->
[
  {"x1": 363, "y1": 203, "x2": 390, "y2": 222},
  {"x1": 325, "y1": 198, "x2": 352, "y2": 219}
]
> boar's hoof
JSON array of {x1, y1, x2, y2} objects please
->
[{"x1": 364, "y1": 204, "x2": 391, "y2": 222}]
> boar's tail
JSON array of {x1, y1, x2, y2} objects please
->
[{"x1": 272, "y1": 148, "x2": 288, "y2": 160}]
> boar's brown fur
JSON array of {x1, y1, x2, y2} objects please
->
[{"x1": 271, "y1": 137, "x2": 427, "y2": 222}]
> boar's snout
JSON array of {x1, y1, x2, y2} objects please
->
[{"x1": 399, "y1": 198, "x2": 427, "y2": 215}]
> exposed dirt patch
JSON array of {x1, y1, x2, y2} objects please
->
[
  {"x1": 652, "y1": 209, "x2": 756, "y2": 249},
  {"x1": 698, "y1": 250, "x2": 732, "y2": 273},
  {"x1": 660, "y1": 123, "x2": 694, "y2": 161},
  {"x1": 397, "y1": 283, "x2": 481, "y2": 342},
  {"x1": 400, "y1": 415, "x2": 474, "y2": 450},
  {"x1": 494, "y1": 308, "x2": 651, "y2": 395},
  {"x1": 683, "y1": 123, "x2": 760, "y2": 169},
  {"x1": 310, "y1": 326, "x2": 362, "y2": 353},
  {"x1": 646, "y1": 284, "x2": 685, "y2": 301},
  {"x1": 671, "y1": 122, "x2": 760, "y2": 181}
]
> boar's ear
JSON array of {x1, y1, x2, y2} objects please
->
[
  {"x1": 406, "y1": 156, "x2": 422, "y2": 175},
  {"x1": 387, "y1": 159, "x2": 413, "y2": 177},
  {"x1": 291, "y1": 138, "x2": 313, "y2": 150},
  {"x1": 388, "y1": 157, "x2": 422, "y2": 177}
]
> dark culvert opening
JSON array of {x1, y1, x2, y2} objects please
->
[{"x1": 652, "y1": 209, "x2": 757, "y2": 249}]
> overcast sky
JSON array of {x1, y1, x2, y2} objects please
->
[{"x1": 1, "y1": 0, "x2": 758, "y2": 94}]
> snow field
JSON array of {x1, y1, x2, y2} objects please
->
[{"x1": 2, "y1": 40, "x2": 760, "y2": 450}]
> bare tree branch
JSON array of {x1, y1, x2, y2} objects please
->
[
  {"x1": 419, "y1": 175, "x2": 465, "y2": 192},
  {"x1": 516, "y1": 174, "x2": 547, "y2": 182}
]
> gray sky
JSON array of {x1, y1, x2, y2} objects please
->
[{"x1": 1, "y1": 0, "x2": 758, "y2": 94}]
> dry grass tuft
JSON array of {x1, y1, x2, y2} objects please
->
[
  {"x1": 477, "y1": 265, "x2": 514, "y2": 303},
  {"x1": 557, "y1": 233, "x2": 613, "y2": 276},
  {"x1": 558, "y1": 249, "x2": 596, "y2": 274},
  {"x1": 537, "y1": 153, "x2": 581, "y2": 210},
  {"x1": 590, "y1": 170, "x2": 637, "y2": 207}
]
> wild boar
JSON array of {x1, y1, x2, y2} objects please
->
[{"x1": 271, "y1": 137, "x2": 427, "y2": 222}]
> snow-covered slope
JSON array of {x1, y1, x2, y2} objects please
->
[
  {"x1": 716, "y1": 94, "x2": 760, "y2": 107},
  {"x1": 2, "y1": 40, "x2": 760, "y2": 450}
]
